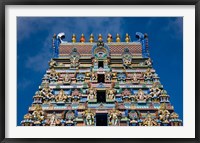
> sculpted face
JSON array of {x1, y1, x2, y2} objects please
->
[
  {"x1": 86, "y1": 113, "x2": 92, "y2": 119},
  {"x1": 124, "y1": 59, "x2": 131, "y2": 65},
  {"x1": 90, "y1": 90, "x2": 93, "y2": 94}
]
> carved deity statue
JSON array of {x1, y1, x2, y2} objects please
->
[
  {"x1": 105, "y1": 72, "x2": 111, "y2": 81},
  {"x1": 63, "y1": 74, "x2": 71, "y2": 84},
  {"x1": 158, "y1": 103, "x2": 170, "y2": 123},
  {"x1": 135, "y1": 89, "x2": 147, "y2": 102},
  {"x1": 71, "y1": 89, "x2": 81, "y2": 102},
  {"x1": 49, "y1": 59, "x2": 57, "y2": 69},
  {"x1": 91, "y1": 72, "x2": 97, "y2": 81},
  {"x1": 70, "y1": 55, "x2": 80, "y2": 68},
  {"x1": 49, "y1": 114, "x2": 56, "y2": 126},
  {"x1": 70, "y1": 48, "x2": 80, "y2": 68},
  {"x1": 112, "y1": 72, "x2": 117, "y2": 78},
  {"x1": 128, "y1": 111, "x2": 139, "y2": 124},
  {"x1": 41, "y1": 83, "x2": 54, "y2": 101},
  {"x1": 55, "y1": 89, "x2": 67, "y2": 102},
  {"x1": 82, "y1": 109, "x2": 95, "y2": 126},
  {"x1": 92, "y1": 59, "x2": 98, "y2": 66},
  {"x1": 65, "y1": 111, "x2": 75, "y2": 125},
  {"x1": 32, "y1": 105, "x2": 44, "y2": 123},
  {"x1": 85, "y1": 72, "x2": 91, "y2": 78},
  {"x1": 108, "y1": 109, "x2": 121, "y2": 126},
  {"x1": 122, "y1": 48, "x2": 132, "y2": 68},
  {"x1": 144, "y1": 68, "x2": 153, "y2": 81},
  {"x1": 106, "y1": 88, "x2": 115, "y2": 100},
  {"x1": 49, "y1": 68, "x2": 59, "y2": 82},
  {"x1": 149, "y1": 83, "x2": 161, "y2": 98},
  {"x1": 122, "y1": 54, "x2": 132, "y2": 68},
  {"x1": 121, "y1": 89, "x2": 131, "y2": 102},
  {"x1": 131, "y1": 73, "x2": 139, "y2": 83},
  {"x1": 104, "y1": 59, "x2": 110, "y2": 66},
  {"x1": 49, "y1": 113, "x2": 61, "y2": 126},
  {"x1": 87, "y1": 88, "x2": 97, "y2": 100},
  {"x1": 142, "y1": 112, "x2": 157, "y2": 126},
  {"x1": 144, "y1": 58, "x2": 152, "y2": 66}
]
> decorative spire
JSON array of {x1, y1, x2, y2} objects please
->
[
  {"x1": 53, "y1": 33, "x2": 57, "y2": 39},
  {"x1": 52, "y1": 33, "x2": 59, "y2": 58},
  {"x1": 52, "y1": 33, "x2": 57, "y2": 48},
  {"x1": 144, "y1": 33, "x2": 149, "y2": 54},
  {"x1": 80, "y1": 33, "x2": 85, "y2": 43},
  {"x1": 125, "y1": 33, "x2": 130, "y2": 43},
  {"x1": 89, "y1": 33, "x2": 94, "y2": 43},
  {"x1": 116, "y1": 33, "x2": 120, "y2": 42},
  {"x1": 72, "y1": 34, "x2": 76, "y2": 43},
  {"x1": 98, "y1": 34, "x2": 103, "y2": 41},
  {"x1": 107, "y1": 33, "x2": 112, "y2": 43}
]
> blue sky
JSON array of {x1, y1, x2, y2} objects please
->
[{"x1": 17, "y1": 17, "x2": 183, "y2": 126}]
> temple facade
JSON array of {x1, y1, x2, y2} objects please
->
[{"x1": 21, "y1": 32, "x2": 182, "y2": 126}]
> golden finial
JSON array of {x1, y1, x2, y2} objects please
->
[
  {"x1": 89, "y1": 33, "x2": 94, "y2": 43},
  {"x1": 98, "y1": 34, "x2": 103, "y2": 41},
  {"x1": 72, "y1": 34, "x2": 76, "y2": 43},
  {"x1": 116, "y1": 33, "x2": 120, "y2": 42},
  {"x1": 107, "y1": 33, "x2": 112, "y2": 43},
  {"x1": 125, "y1": 33, "x2": 130, "y2": 43},
  {"x1": 80, "y1": 33, "x2": 85, "y2": 43}
]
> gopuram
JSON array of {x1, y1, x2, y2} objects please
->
[{"x1": 21, "y1": 32, "x2": 182, "y2": 126}]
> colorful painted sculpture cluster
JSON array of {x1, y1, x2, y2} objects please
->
[{"x1": 21, "y1": 32, "x2": 182, "y2": 126}]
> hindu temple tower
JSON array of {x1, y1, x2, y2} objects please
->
[{"x1": 21, "y1": 32, "x2": 182, "y2": 126}]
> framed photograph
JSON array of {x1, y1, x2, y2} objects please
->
[{"x1": 1, "y1": 0, "x2": 199, "y2": 143}]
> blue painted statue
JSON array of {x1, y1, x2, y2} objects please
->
[
  {"x1": 52, "y1": 32, "x2": 65, "y2": 58},
  {"x1": 136, "y1": 32, "x2": 149, "y2": 58}
]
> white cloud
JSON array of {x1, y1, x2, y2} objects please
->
[
  {"x1": 161, "y1": 17, "x2": 183, "y2": 40},
  {"x1": 146, "y1": 17, "x2": 183, "y2": 40},
  {"x1": 22, "y1": 17, "x2": 124, "y2": 72},
  {"x1": 50, "y1": 17, "x2": 124, "y2": 41}
]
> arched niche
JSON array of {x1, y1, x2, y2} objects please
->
[{"x1": 91, "y1": 41, "x2": 110, "y2": 59}]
